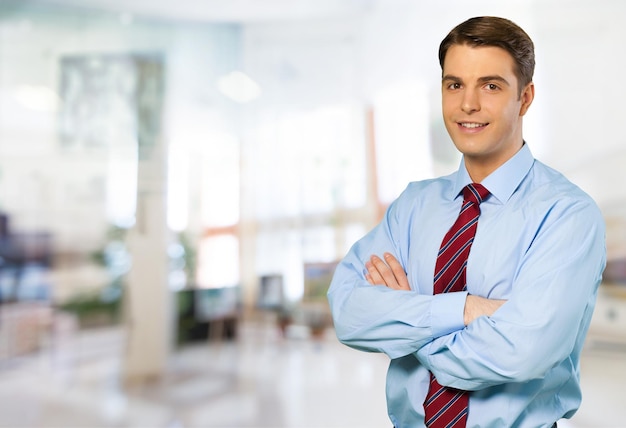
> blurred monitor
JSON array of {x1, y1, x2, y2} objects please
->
[{"x1": 257, "y1": 274, "x2": 284, "y2": 310}]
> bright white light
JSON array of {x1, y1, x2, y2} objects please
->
[
  {"x1": 106, "y1": 141, "x2": 138, "y2": 228},
  {"x1": 14, "y1": 85, "x2": 61, "y2": 112},
  {"x1": 201, "y1": 132, "x2": 239, "y2": 228},
  {"x1": 217, "y1": 71, "x2": 261, "y2": 103},
  {"x1": 196, "y1": 235, "x2": 239, "y2": 288}
]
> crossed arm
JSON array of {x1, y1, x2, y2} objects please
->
[
  {"x1": 329, "y1": 194, "x2": 605, "y2": 392},
  {"x1": 365, "y1": 252, "x2": 505, "y2": 325}
]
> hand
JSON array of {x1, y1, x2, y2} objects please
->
[
  {"x1": 365, "y1": 252, "x2": 411, "y2": 291},
  {"x1": 464, "y1": 295, "x2": 506, "y2": 326}
]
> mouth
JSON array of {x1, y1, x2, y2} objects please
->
[{"x1": 458, "y1": 121, "x2": 488, "y2": 130}]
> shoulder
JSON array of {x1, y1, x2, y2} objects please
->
[
  {"x1": 526, "y1": 160, "x2": 603, "y2": 222},
  {"x1": 396, "y1": 174, "x2": 455, "y2": 206},
  {"x1": 404, "y1": 172, "x2": 456, "y2": 196},
  {"x1": 385, "y1": 174, "x2": 456, "y2": 222}
]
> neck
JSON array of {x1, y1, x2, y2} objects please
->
[{"x1": 464, "y1": 140, "x2": 524, "y2": 183}]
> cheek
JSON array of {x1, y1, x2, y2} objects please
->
[
  {"x1": 441, "y1": 102, "x2": 457, "y2": 125},
  {"x1": 441, "y1": 111, "x2": 457, "y2": 132},
  {"x1": 501, "y1": 100, "x2": 523, "y2": 120},
  {"x1": 441, "y1": 94, "x2": 456, "y2": 113}
]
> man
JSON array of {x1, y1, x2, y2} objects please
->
[{"x1": 327, "y1": 16, "x2": 606, "y2": 428}]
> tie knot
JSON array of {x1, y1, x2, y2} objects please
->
[{"x1": 463, "y1": 183, "x2": 490, "y2": 205}]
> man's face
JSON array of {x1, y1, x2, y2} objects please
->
[{"x1": 441, "y1": 44, "x2": 533, "y2": 180}]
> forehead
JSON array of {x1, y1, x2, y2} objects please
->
[{"x1": 442, "y1": 44, "x2": 516, "y2": 79}]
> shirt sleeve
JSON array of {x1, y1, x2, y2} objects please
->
[
  {"x1": 415, "y1": 198, "x2": 606, "y2": 390},
  {"x1": 328, "y1": 194, "x2": 467, "y2": 360}
]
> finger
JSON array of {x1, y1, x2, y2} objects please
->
[
  {"x1": 384, "y1": 253, "x2": 411, "y2": 290},
  {"x1": 371, "y1": 255, "x2": 400, "y2": 289},
  {"x1": 365, "y1": 272, "x2": 383, "y2": 286},
  {"x1": 365, "y1": 261, "x2": 385, "y2": 285}
]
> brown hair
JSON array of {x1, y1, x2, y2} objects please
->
[{"x1": 439, "y1": 16, "x2": 535, "y2": 96}]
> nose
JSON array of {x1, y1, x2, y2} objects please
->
[{"x1": 461, "y1": 90, "x2": 480, "y2": 114}]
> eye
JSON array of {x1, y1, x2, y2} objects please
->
[
  {"x1": 447, "y1": 82, "x2": 462, "y2": 90},
  {"x1": 485, "y1": 83, "x2": 500, "y2": 91}
]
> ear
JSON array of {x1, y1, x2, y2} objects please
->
[{"x1": 519, "y1": 82, "x2": 535, "y2": 116}]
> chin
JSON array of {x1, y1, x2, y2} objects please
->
[{"x1": 450, "y1": 138, "x2": 483, "y2": 155}]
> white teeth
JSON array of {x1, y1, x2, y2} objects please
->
[{"x1": 461, "y1": 122, "x2": 486, "y2": 128}]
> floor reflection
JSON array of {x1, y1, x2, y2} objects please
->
[{"x1": 0, "y1": 319, "x2": 624, "y2": 427}]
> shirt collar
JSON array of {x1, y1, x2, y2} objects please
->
[{"x1": 453, "y1": 143, "x2": 535, "y2": 204}]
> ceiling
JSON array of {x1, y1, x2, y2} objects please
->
[{"x1": 28, "y1": 0, "x2": 371, "y2": 23}]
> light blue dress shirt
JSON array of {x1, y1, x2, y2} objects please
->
[{"x1": 328, "y1": 144, "x2": 606, "y2": 428}]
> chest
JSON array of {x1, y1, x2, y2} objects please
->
[{"x1": 406, "y1": 201, "x2": 538, "y2": 298}]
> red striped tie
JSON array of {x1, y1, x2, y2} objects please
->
[{"x1": 424, "y1": 183, "x2": 490, "y2": 428}]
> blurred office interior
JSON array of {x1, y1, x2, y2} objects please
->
[{"x1": 0, "y1": 0, "x2": 625, "y2": 427}]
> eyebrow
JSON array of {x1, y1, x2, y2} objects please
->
[{"x1": 442, "y1": 74, "x2": 512, "y2": 87}]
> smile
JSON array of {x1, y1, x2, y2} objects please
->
[{"x1": 459, "y1": 122, "x2": 488, "y2": 129}]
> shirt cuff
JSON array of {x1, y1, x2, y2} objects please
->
[{"x1": 430, "y1": 291, "x2": 468, "y2": 338}]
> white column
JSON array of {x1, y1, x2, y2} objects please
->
[{"x1": 123, "y1": 139, "x2": 172, "y2": 383}]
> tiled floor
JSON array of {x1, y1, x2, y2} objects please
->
[{"x1": 0, "y1": 318, "x2": 624, "y2": 428}]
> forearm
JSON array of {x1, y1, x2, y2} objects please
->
[
  {"x1": 329, "y1": 197, "x2": 470, "y2": 358},
  {"x1": 329, "y1": 283, "x2": 431, "y2": 358},
  {"x1": 329, "y1": 260, "x2": 468, "y2": 359},
  {"x1": 417, "y1": 294, "x2": 595, "y2": 391},
  {"x1": 464, "y1": 294, "x2": 506, "y2": 325},
  {"x1": 416, "y1": 220, "x2": 605, "y2": 390}
]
